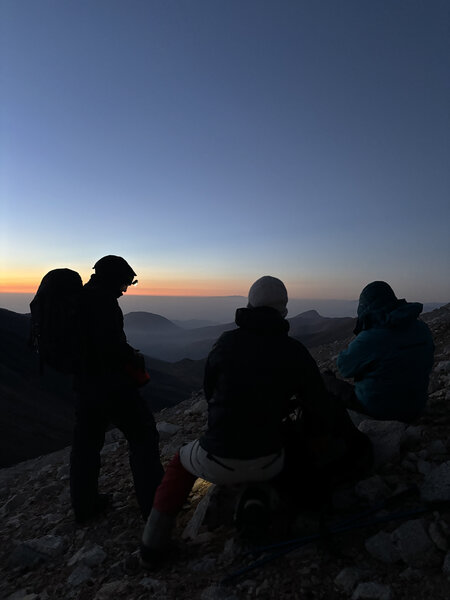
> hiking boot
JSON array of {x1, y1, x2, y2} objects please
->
[
  {"x1": 139, "y1": 543, "x2": 173, "y2": 570},
  {"x1": 234, "y1": 485, "x2": 271, "y2": 544},
  {"x1": 140, "y1": 509, "x2": 176, "y2": 568},
  {"x1": 74, "y1": 493, "x2": 112, "y2": 525}
]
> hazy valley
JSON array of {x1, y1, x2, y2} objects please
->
[
  {"x1": 0, "y1": 305, "x2": 357, "y2": 468},
  {"x1": 0, "y1": 300, "x2": 446, "y2": 470}
]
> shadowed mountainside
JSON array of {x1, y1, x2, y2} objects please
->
[
  {"x1": 0, "y1": 309, "x2": 204, "y2": 468},
  {"x1": 288, "y1": 309, "x2": 355, "y2": 347},
  {"x1": 0, "y1": 309, "x2": 75, "y2": 467}
]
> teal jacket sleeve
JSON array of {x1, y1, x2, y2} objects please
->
[{"x1": 337, "y1": 331, "x2": 381, "y2": 379}]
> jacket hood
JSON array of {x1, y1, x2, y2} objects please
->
[
  {"x1": 354, "y1": 280, "x2": 421, "y2": 331},
  {"x1": 357, "y1": 281, "x2": 398, "y2": 317},
  {"x1": 235, "y1": 306, "x2": 290, "y2": 335}
]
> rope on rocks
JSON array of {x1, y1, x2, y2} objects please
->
[{"x1": 221, "y1": 486, "x2": 450, "y2": 585}]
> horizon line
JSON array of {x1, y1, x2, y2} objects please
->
[
  {"x1": 0, "y1": 290, "x2": 361, "y2": 302},
  {"x1": 1, "y1": 291, "x2": 448, "y2": 304}
]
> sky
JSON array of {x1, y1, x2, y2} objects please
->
[{"x1": 1, "y1": 0, "x2": 449, "y2": 306}]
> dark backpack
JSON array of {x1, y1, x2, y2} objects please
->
[
  {"x1": 276, "y1": 403, "x2": 373, "y2": 511},
  {"x1": 30, "y1": 268, "x2": 83, "y2": 374}
]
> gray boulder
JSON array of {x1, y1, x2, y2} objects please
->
[
  {"x1": 443, "y1": 552, "x2": 450, "y2": 578},
  {"x1": 67, "y1": 564, "x2": 92, "y2": 587},
  {"x1": 358, "y1": 421, "x2": 407, "y2": 466},
  {"x1": 334, "y1": 567, "x2": 364, "y2": 594},
  {"x1": 355, "y1": 475, "x2": 391, "y2": 503},
  {"x1": 156, "y1": 421, "x2": 182, "y2": 440},
  {"x1": 67, "y1": 543, "x2": 107, "y2": 567},
  {"x1": 421, "y1": 461, "x2": 450, "y2": 503},
  {"x1": 9, "y1": 535, "x2": 66, "y2": 568},
  {"x1": 391, "y1": 519, "x2": 440, "y2": 567},
  {"x1": 365, "y1": 531, "x2": 401, "y2": 564},
  {"x1": 352, "y1": 581, "x2": 393, "y2": 600}
]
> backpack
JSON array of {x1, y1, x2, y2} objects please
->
[
  {"x1": 276, "y1": 403, "x2": 373, "y2": 511},
  {"x1": 30, "y1": 268, "x2": 84, "y2": 374}
]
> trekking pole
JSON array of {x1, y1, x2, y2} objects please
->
[{"x1": 221, "y1": 492, "x2": 450, "y2": 585}]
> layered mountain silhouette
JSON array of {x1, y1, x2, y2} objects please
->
[
  {"x1": 124, "y1": 309, "x2": 356, "y2": 362},
  {"x1": 288, "y1": 309, "x2": 355, "y2": 347},
  {"x1": 125, "y1": 311, "x2": 181, "y2": 334},
  {"x1": 124, "y1": 312, "x2": 235, "y2": 361}
]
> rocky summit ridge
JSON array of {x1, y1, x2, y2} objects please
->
[{"x1": 1, "y1": 304, "x2": 450, "y2": 600}]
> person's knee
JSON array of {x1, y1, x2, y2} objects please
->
[{"x1": 153, "y1": 453, "x2": 197, "y2": 514}]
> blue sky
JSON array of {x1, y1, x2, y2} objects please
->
[{"x1": 1, "y1": 0, "x2": 449, "y2": 302}]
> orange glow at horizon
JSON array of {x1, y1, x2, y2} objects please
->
[
  {"x1": 0, "y1": 278, "x2": 248, "y2": 297},
  {"x1": 127, "y1": 285, "x2": 246, "y2": 297},
  {"x1": 0, "y1": 274, "x2": 43, "y2": 294},
  {"x1": 0, "y1": 285, "x2": 246, "y2": 296},
  {"x1": 0, "y1": 272, "x2": 337, "y2": 299}
]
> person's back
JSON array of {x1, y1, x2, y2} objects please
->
[
  {"x1": 75, "y1": 269, "x2": 135, "y2": 386},
  {"x1": 140, "y1": 275, "x2": 336, "y2": 565},
  {"x1": 201, "y1": 304, "x2": 326, "y2": 459},
  {"x1": 337, "y1": 281, "x2": 434, "y2": 421}
]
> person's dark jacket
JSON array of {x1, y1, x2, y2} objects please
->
[
  {"x1": 74, "y1": 274, "x2": 138, "y2": 390},
  {"x1": 199, "y1": 306, "x2": 330, "y2": 459},
  {"x1": 337, "y1": 290, "x2": 434, "y2": 421}
]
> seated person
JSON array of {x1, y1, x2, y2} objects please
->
[
  {"x1": 330, "y1": 281, "x2": 434, "y2": 422},
  {"x1": 140, "y1": 276, "x2": 333, "y2": 564}
]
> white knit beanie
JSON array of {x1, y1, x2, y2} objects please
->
[{"x1": 247, "y1": 276, "x2": 288, "y2": 317}]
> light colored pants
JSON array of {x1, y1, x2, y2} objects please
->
[
  {"x1": 142, "y1": 442, "x2": 284, "y2": 552},
  {"x1": 179, "y1": 439, "x2": 284, "y2": 485}
]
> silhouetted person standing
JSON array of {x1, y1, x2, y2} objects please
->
[{"x1": 70, "y1": 255, "x2": 163, "y2": 523}]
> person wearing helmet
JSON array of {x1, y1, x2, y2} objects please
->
[
  {"x1": 70, "y1": 255, "x2": 163, "y2": 523},
  {"x1": 140, "y1": 276, "x2": 338, "y2": 564},
  {"x1": 331, "y1": 281, "x2": 434, "y2": 422}
]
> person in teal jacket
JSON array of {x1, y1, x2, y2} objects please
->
[{"x1": 336, "y1": 281, "x2": 434, "y2": 422}]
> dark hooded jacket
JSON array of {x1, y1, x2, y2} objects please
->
[
  {"x1": 74, "y1": 273, "x2": 137, "y2": 390},
  {"x1": 199, "y1": 306, "x2": 330, "y2": 459},
  {"x1": 337, "y1": 282, "x2": 434, "y2": 421}
]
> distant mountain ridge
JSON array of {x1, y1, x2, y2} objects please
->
[
  {"x1": 125, "y1": 311, "x2": 182, "y2": 334},
  {"x1": 124, "y1": 309, "x2": 356, "y2": 362},
  {"x1": 0, "y1": 292, "x2": 445, "y2": 320},
  {"x1": 289, "y1": 310, "x2": 356, "y2": 347}
]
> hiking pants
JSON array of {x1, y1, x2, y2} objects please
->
[
  {"x1": 142, "y1": 441, "x2": 283, "y2": 550},
  {"x1": 70, "y1": 384, "x2": 163, "y2": 521},
  {"x1": 155, "y1": 440, "x2": 283, "y2": 514}
]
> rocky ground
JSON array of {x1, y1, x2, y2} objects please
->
[{"x1": 1, "y1": 304, "x2": 449, "y2": 600}]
